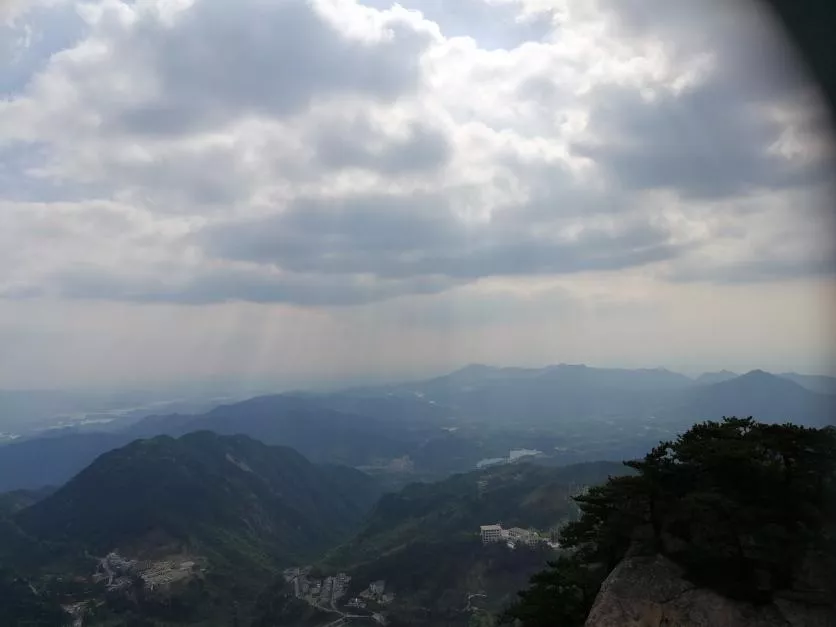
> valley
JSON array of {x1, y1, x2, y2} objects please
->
[
  {"x1": 0, "y1": 364, "x2": 833, "y2": 626},
  {"x1": 2, "y1": 365, "x2": 833, "y2": 494}
]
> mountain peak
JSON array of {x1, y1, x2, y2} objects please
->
[
  {"x1": 695, "y1": 369, "x2": 738, "y2": 384},
  {"x1": 451, "y1": 363, "x2": 496, "y2": 375},
  {"x1": 714, "y1": 369, "x2": 802, "y2": 391},
  {"x1": 741, "y1": 369, "x2": 770, "y2": 377},
  {"x1": 734, "y1": 369, "x2": 799, "y2": 387},
  {"x1": 14, "y1": 432, "x2": 381, "y2": 566}
]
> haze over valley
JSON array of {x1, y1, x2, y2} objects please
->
[{"x1": 1, "y1": 362, "x2": 834, "y2": 493}]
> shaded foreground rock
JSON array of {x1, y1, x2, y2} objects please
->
[{"x1": 584, "y1": 554, "x2": 835, "y2": 627}]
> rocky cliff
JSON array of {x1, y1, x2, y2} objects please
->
[{"x1": 584, "y1": 553, "x2": 835, "y2": 627}]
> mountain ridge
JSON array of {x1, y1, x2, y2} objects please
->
[
  {"x1": 0, "y1": 364, "x2": 832, "y2": 494},
  {"x1": 14, "y1": 431, "x2": 382, "y2": 570}
]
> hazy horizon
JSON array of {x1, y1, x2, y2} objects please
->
[
  {"x1": 2, "y1": 0, "x2": 835, "y2": 389},
  {"x1": 3, "y1": 358, "x2": 834, "y2": 396}
]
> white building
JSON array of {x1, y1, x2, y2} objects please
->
[
  {"x1": 507, "y1": 527, "x2": 539, "y2": 546},
  {"x1": 480, "y1": 524, "x2": 503, "y2": 544}
]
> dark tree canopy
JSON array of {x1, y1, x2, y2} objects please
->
[
  {"x1": 0, "y1": 568, "x2": 71, "y2": 626},
  {"x1": 502, "y1": 417, "x2": 836, "y2": 627}
]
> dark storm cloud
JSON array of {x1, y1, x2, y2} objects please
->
[
  {"x1": 669, "y1": 257, "x2": 836, "y2": 284},
  {"x1": 110, "y1": 0, "x2": 432, "y2": 135},
  {"x1": 201, "y1": 193, "x2": 467, "y2": 274},
  {"x1": 199, "y1": 192, "x2": 686, "y2": 285},
  {"x1": 573, "y1": 82, "x2": 831, "y2": 199},
  {"x1": 27, "y1": 263, "x2": 459, "y2": 307},
  {"x1": 13, "y1": 193, "x2": 684, "y2": 307},
  {"x1": 736, "y1": 256, "x2": 836, "y2": 282}
]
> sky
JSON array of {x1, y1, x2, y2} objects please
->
[{"x1": 1, "y1": 0, "x2": 835, "y2": 390}]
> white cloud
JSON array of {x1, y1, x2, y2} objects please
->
[{"x1": 0, "y1": 0, "x2": 833, "y2": 385}]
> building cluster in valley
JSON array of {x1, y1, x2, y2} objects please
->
[
  {"x1": 479, "y1": 524, "x2": 560, "y2": 550},
  {"x1": 93, "y1": 551, "x2": 198, "y2": 592},
  {"x1": 282, "y1": 567, "x2": 354, "y2": 608},
  {"x1": 284, "y1": 566, "x2": 395, "y2": 625},
  {"x1": 346, "y1": 579, "x2": 395, "y2": 609}
]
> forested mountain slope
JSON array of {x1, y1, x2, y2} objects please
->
[{"x1": 15, "y1": 432, "x2": 381, "y2": 569}]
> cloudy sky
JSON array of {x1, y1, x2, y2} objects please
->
[{"x1": 1, "y1": 0, "x2": 835, "y2": 389}]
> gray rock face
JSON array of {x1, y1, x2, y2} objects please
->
[{"x1": 584, "y1": 554, "x2": 835, "y2": 627}]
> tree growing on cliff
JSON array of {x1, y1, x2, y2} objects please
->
[{"x1": 501, "y1": 417, "x2": 836, "y2": 627}]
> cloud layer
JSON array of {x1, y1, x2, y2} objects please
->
[
  {"x1": 0, "y1": 0, "x2": 834, "y2": 386},
  {"x1": 2, "y1": 0, "x2": 833, "y2": 310}
]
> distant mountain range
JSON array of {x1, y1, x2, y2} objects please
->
[
  {"x1": 0, "y1": 388, "x2": 234, "y2": 440},
  {"x1": 368, "y1": 364, "x2": 835, "y2": 428},
  {"x1": 0, "y1": 365, "x2": 833, "y2": 493},
  {"x1": 693, "y1": 369, "x2": 836, "y2": 394},
  {"x1": 660, "y1": 369, "x2": 836, "y2": 427},
  {"x1": 694, "y1": 370, "x2": 739, "y2": 385},
  {"x1": 0, "y1": 432, "x2": 131, "y2": 492},
  {"x1": 122, "y1": 394, "x2": 441, "y2": 464},
  {"x1": 778, "y1": 372, "x2": 836, "y2": 394}
]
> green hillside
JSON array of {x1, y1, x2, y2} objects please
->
[
  {"x1": 0, "y1": 486, "x2": 54, "y2": 516},
  {"x1": 303, "y1": 461, "x2": 634, "y2": 626},
  {"x1": 325, "y1": 460, "x2": 631, "y2": 570},
  {"x1": 0, "y1": 568, "x2": 71, "y2": 626},
  {"x1": 4, "y1": 432, "x2": 383, "y2": 625},
  {"x1": 17, "y1": 432, "x2": 381, "y2": 568},
  {"x1": 342, "y1": 539, "x2": 554, "y2": 626}
]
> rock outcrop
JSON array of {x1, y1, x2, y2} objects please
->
[{"x1": 584, "y1": 554, "x2": 835, "y2": 627}]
